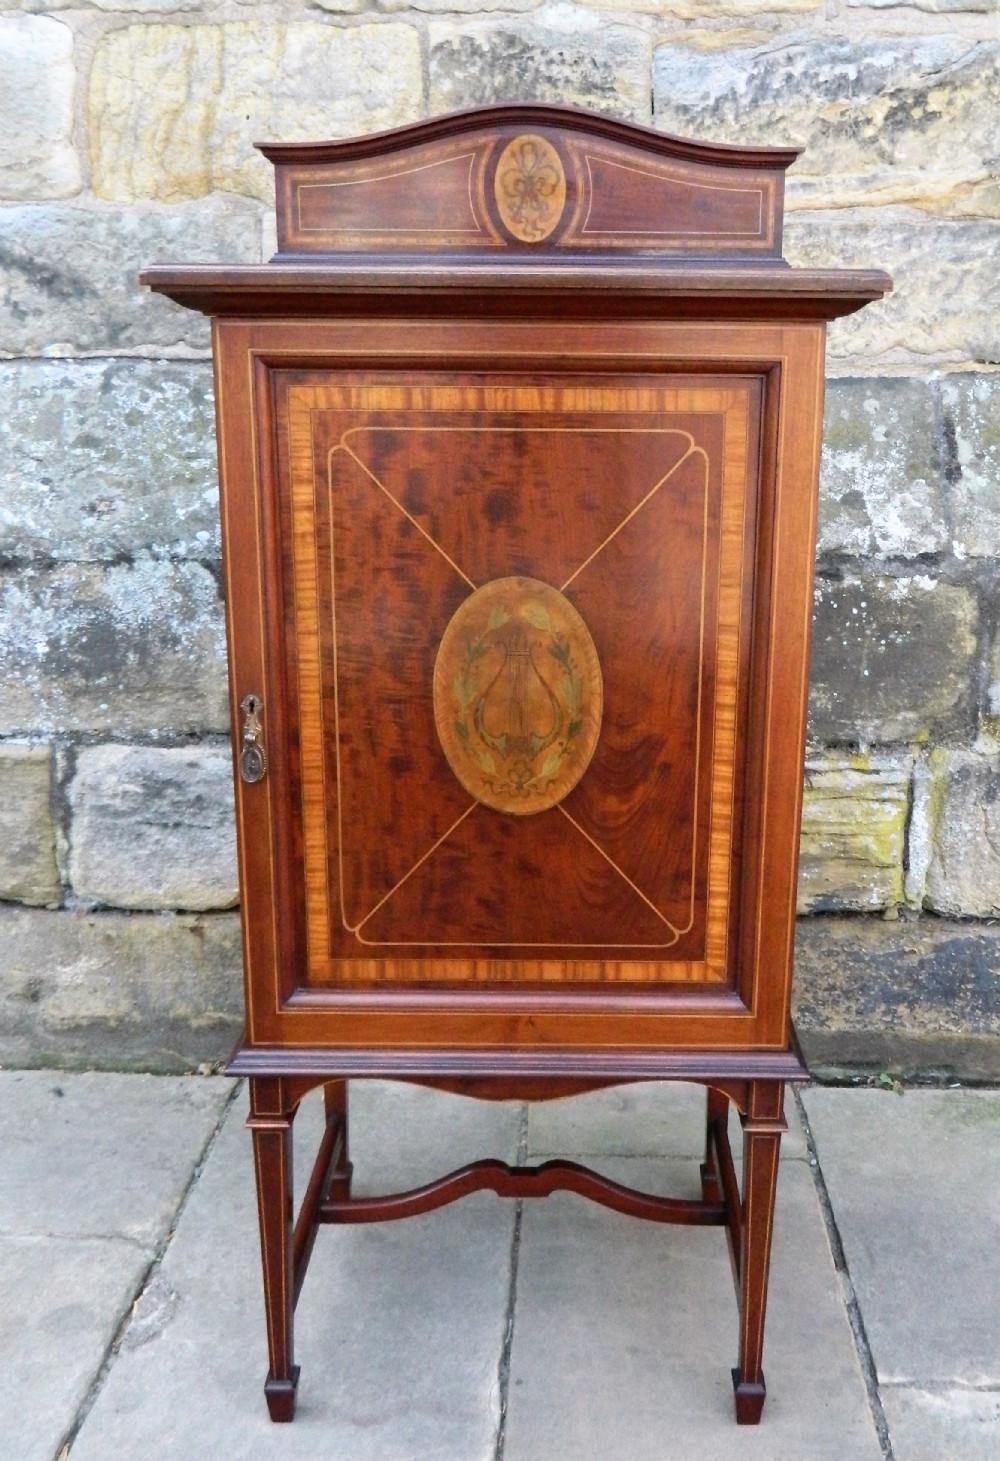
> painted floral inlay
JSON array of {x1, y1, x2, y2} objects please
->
[{"x1": 493, "y1": 134, "x2": 567, "y2": 244}]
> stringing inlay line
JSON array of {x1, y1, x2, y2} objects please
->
[
  {"x1": 557, "y1": 806, "x2": 681, "y2": 943},
  {"x1": 554, "y1": 435, "x2": 709, "y2": 946},
  {"x1": 343, "y1": 802, "x2": 479, "y2": 936},
  {"x1": 560, "y1": 443, "x2": 697, "y2": 591},
  {"x1": 327, "y1": 439, "x2": 480, "y2": 934},
  {"x1": 336, "y1": 423, "x2": 695, "y2": 599},
  {"x1": 324, "y1": 415, "x2": 711, "y2": 950},
  {"x1": 333, "y1": 441, "x2": 477, "y2": 590}
]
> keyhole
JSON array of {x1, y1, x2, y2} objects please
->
[{"x1": 240, "y1": 693, "x2": 266, "y2": 784}]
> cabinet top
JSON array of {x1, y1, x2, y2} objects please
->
[
  {"x1": 259, "y1": 102, "x2": 799, "y2": 261},
  {"x1": 141, "y1": 104, "x2": 891, "y2": 318}
]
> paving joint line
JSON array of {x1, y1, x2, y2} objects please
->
[
  {"x1": 53, "y1": 1077, "x2": 243, "y2": 1460},
  {"x1": 793, "y1": 1086, "x2": 897, "y2": 1461},
  {"x1": 880, "y1": 1378, "x2": 1000, "y2": 1394},
  {"x1": 1, "y1": 1230, "x2": 150, "y2": 1249},
  {"x1": 494, "y1": 1103, "x2": 529, "y2": 1461}
]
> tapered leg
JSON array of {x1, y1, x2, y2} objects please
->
[
  {"x1": 732, "y1": 1080, "x2": 785, "y2": 1425},
  {"x1": 323, "y1": 1079, "x2": 352, "y2": 1199},
  {"x1": 700, "y1": 1087, "x2": 729, "y2": 1203},
  {"x1": 248, "y1": 1077, "x2": 300, "y2": 1422}
]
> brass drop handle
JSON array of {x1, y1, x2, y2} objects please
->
[{"x1": 239, "y1": 693, "x2": 267, "y2": 784}]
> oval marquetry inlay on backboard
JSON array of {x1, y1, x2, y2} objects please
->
[
  {"x1": 434, "y1": 577, "x2": 602, "y2": 815},
  {"x1": 493, "y1": 135, "x2": 567, "y2": 243}
]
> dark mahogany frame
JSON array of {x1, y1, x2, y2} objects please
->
[{"x1": 142, "y1": 103, "x2": 890, "y2": 1428}]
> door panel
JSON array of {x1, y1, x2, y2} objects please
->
[{"x1": 273, "y1": 370, "x2": 762, "y2": 989}]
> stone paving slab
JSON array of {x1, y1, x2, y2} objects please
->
[
  {"x1": 0, "y1": 1235, "x2": 151, "y2": 1461},
  {"x1": 882, "y1": 1386, "x2": 1000, "y2": 1461},
  {"x1": 527, "y1": 1079, "x2": 808, "y2": 1162},
  {"x1": 0, "y1": 1071, "x2": 233, "y2": 1461},
  {"x1": 803, "y1": 1087, "x2": 1000, "y2": 1461},
  {"x1": 801, "y1": 1088, "x2": 1000, "y2": 1387},
  {"x1": 337, "y1": 1077, "x2": 523, "y2": 1192},
  {"x1": 71, "y1": 1082, "x2": 521, "y2": 1461},
  {"x1": 503, "y1": 1155, "x2": 882, "y2": 1460},
  {"x1": 0, "y1": 1070, "x2": 234, "y2": 1243}
]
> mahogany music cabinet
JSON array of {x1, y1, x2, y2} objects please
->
[{"x1": 143, "y1": 103, "x2": 889, "y2": 1426}]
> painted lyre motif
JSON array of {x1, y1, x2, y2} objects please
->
[{"x1": 434, "y1": 576, "x2": 603, "y2": 815}]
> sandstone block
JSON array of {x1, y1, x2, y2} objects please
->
[
  {"x1": 429, "y1": 14, "x2": 652, "y2": 122},
  {"x1": 819, "y1": 377, "x2": 946, "y2": 557},
  {"x1": 0, "y1": 562, "x2": 229, "y2": 736},
  {"x1": 785, "y1": 212, "x2": 1000, "y2": 371},
  {"x1": 794, "y1": 915, "x2": 1000, "y2": 1082},
  {"x1": 0, "y1": 743, "x2": 59, "y2": 906},
  {"x1": 385, "y1": 0, "x2": 537, "y2": 11},
  {"x1": 0, "y1": 905, "x2": 241, "y2": 1071},
  {"x1": 809, "y1": 575, "x2": 978, "y2": 743},
  {"x1": 89, "y1": 22, "x2": 423, "y2": 204},
  {"x1": 798, "y1": 752, "x2": 911, "y2": 912},
  {"x1": 0, "y1": 0, "x2": 204, "y2": 9},
  {"x1": 619, "y1": 0, "x2": 819, "y2": 12},
  {"x1": 849, "y1": 0, "x2": 998, "y2": 12},
  {"x1": 654, "y1": 38, "x2": 1000, "y2": 214},
  {"x1": 925, "y1": 751, "x2": 1000, "y2": 916},
  {"x1": 0, "y1": 17, "x2": 79, "y2": 201},
  {"x1": 0, "y1": 360, "x2": 218, "y2": 563},
  {"x1": 70, "y1": 744, "x2": 236, "y2": 911},
  {"x1": 0, "y1": 202, "x2": 260, "y2": 356},
  {"x1": 984, "y1": 630, "x2": 1000, "y2": 744},
  {"x1": 941, "y1": 373, "x2": 1000, "y2": 559},
  {"x1": 904, "y1": 748, "x2": 949, "y2": 907}
]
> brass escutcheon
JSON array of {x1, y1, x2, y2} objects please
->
[{"x1": 240, "y1": 693, "x2": 267, "y2": 784}]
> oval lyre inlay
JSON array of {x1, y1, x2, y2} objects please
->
[
  {"x1": 493, "y1": 135, "x2": 567, "y2": 244},
  {"x1": 433, "y1": 577, "x2": 602, "y2": 816}
]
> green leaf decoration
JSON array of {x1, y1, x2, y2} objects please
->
[
  {"x1": 548, "y1": 639, "x2": 571, "y2": 669},
  {"x1": 455, "y1": 719, "x2": 469, "y2": 741},
  {"x1": 453, "y1": 672, "x2": 474, "y2": 709},
  {"x1": 487, "y1": 605, "x2": 510, "y2": 631},
  {"x1": 540, "y1": 750, "x2": 561, "y2": 778},
  {"x1": 523, "y1": 603, "x2": 551, "y2": 630},
  {"x1": 560, "y1": 669, "x2": 581, "y2": 714},
  {"x1": 567, "y1": 719, "x2": 582, "y2": 740},
  {"x1": 477, "y1": 749, "x2": 497, "y2": 775}
]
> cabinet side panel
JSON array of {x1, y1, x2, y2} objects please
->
[{"x1": 738, "y1": 327, "x2": 827, "y2": 1046}]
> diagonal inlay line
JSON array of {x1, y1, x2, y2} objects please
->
[
  {"x1": 557, "y1": 806, "x2": 683, "y2": 944},
  {"x1": 549, "y1": 438, "x2": 707, "y2": 946},
  {"x1": 333, "y1": 440, "x2": 478, "y2": 589},
  {"x1": 330, "y1": 422, "x2": 703, "y2": 945},
  {"x1": 343, "y1": 803, "x2": 480, "y2": 936},
  {"x1": 329, "y1": 439, "x2": 481, "y2": 937},
  {"x1": 559, "y1": 441, "x2": 698, "y2": 591}
]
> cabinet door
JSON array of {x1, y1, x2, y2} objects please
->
[
  {"x1": 275, "y1": 366, "x2": 760, "y2": 987},
  {"x1": 218, "y1": 318, "x2": 824, "y2": 1053}
]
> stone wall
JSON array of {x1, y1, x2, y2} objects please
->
[{"x1": 1, "y1": 0, "x2": 998, "y2": 1070}]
